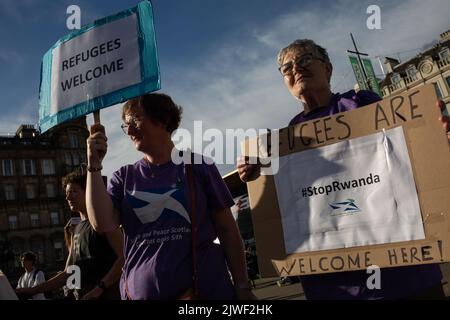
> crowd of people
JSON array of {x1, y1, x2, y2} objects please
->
[{"x1": 1, "y1": 38, "x2": 449, "y2": 300}]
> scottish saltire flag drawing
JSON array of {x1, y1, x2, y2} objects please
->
[
  {"x1": 38, "y1": 0, "x2": 160, "y2": 133},
  {"x1": 129, "y1": 189, "x2": 191, "y2": 225},
  {"x1": 329, "y1": 199, "x2": 361, "y2": 216}
]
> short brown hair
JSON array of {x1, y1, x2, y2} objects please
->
[
  {"x1": 62, "y1": 171, "x2": 87, "y2": 191},
  {"x1": 21, "y1": 251, "x2": 37, "y2": 262},
  {"x1": 122, "y1": 93, "x2": 182, "y2": 134}
]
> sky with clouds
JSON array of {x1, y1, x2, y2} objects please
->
[{"x1": 0, "y1": 0, "x2": 449, "y2": 178}]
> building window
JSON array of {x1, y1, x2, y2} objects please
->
[
  {"x1": 22, "y1": 159, "x2": 36, "y2": 176},
  {"x1": 54, "y1": 241, "x2": 64, "y2": 261},
  {"x1": 439, "y1": 47, "x2": 450, "y2": 60},
  {"x1": 42, "y1": 159, "x2": 55, "y2": 175},
  {"x1": 8, "y1": 215, "x2": 18, "y2": 230},
  {"x1": 46, "y1": 183, "x2": 56, "y2": 198},
  {"x1": 79, "y1": 153, "x2": 87, "y2": 165},
  {"x1": 406, "y1": 65, "x2": 417, "y2": 80},
  {"x1": 433, "y1": 82, "x2": 443, "y2": 100},
  {"x1": 65, "y1": 152, "x2": 74, "y2": 166},
  {"x1": 26, "y1": 184, "x2": 36, "y2": 199},
  {"x1": 65, "y1": 153, "x2": 81, "y2": 167},
  {"x1": 4, "y1": 185, "x2": 15, "y2": 200},
  {"x1": 72, "y1": 153, "x2": 80, "y2": 166},
  {"x1": 30, "y1": 213, "x2": 40, "y2": 227},
  {"x1": 446, "y1": 76, "x2": 450, "y2": 92},
  {"x1": 1, "y1": 159, "x2": 14, "y2": 176},
  {"x1": 50, "y1": 212, "x2": 60, "y2": 225},
  {"x1": 69, "y1": 134, "x2": 79, "y2": 148},
  {"x1": 31, "y1": 240, "x2": 45, "y2": 263},
  {"x1": 11, "y1": 239, "x2": 24, "y2": 256},
  {"x1": 391, "y1": 73, "x2": 401, "y2": 84}
]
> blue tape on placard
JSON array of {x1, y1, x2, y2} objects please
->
[{"x1": 38, "y1": 0, "x2": 160, "y2": 133}]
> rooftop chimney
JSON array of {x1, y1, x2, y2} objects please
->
[
  {"x1": 16, "y1": 124, "x2": 38, "y2": 139},
  {"x1": 384, "y1": 57, "x2": 400, "y2": 73},
  {"x1": 440, "y1": 30, "x2": 450, "y2": 42}
]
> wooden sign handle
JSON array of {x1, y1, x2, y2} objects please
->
[{"x1": 93, "y1": 110, "x2": 101, "y2": 124}]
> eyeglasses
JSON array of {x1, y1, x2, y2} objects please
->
[
  {"x1": 278, "y1": 53, "x2": 325, "y2": 76},
  {"x1": 121, "y1": 116, "x2": 144, "y2": 134}
]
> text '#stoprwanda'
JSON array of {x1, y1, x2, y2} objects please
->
[{"x1": 300, "y1": 173, "x2": 381, "y2": 198}]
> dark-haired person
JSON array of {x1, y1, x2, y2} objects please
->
[
  {"x1": 16, "y1": 252, "x2": 46, "y2": 300},
  {"x1": 16, "y1": 171, "x2": 124, "y2": 300},
  {"x1": 237, "y1": 39, "x2": 448, "y2": 300},
  {"x1": 86, "y1": 93, "x2": 255, "y2": 300}
]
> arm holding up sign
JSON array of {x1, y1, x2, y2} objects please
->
[
  {"x1": 237, "y1": 156, "x2": 260, "y2": 183},
  {"x1": 86, "y1": 121, "x2": 121, "y2": 232}
]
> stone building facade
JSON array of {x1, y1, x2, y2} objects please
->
[
  {"x1": 380, "y1": 30, "x2": 450, "y2": 116},
  {"x1": 0, "y1": 118, "x2": 88, "y2": 283}
]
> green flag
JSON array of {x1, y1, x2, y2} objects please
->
[
  {"x1": 349, "y1": 56, "x2": 368, "y2": 91},
  {"x1": 362, "y1": 58, "x2": 381, "y2": 96}
]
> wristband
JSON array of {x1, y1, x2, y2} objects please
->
[{"x1": 87, "y1": 165, "x2": 103, "y2": 172}]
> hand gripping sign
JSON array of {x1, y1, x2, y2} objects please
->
[
  {"x1": 243, "y1": 84, "x2": 450, "y2": 277},
  {"x1": 38, "y1": 0, "x2": 160, "y2": 133}
]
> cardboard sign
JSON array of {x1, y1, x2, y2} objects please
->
[
  {"x1": 0, "y1": 272, "x2": 18, "y2": 300},
  {"x1": 39, "y1": 1, "x2": 160, "y2": 133},
  {"x1": 243, "y1": 84, "x2": 450, "y2": 277}
]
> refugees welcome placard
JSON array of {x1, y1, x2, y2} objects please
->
[{"x1": 39, "y1": 1, "x2": 160, "y2": 133}]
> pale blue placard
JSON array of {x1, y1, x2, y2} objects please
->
[{"x1": 39, "y1": 0, "x2": 160, "y2": 133}]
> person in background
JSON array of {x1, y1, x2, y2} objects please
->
[
  {"x1": 16, "y1": 171, "x2": 124, "y2": 300},
  {"x1": 16, "y1": 252, "x2": 46, "y2": 300}
]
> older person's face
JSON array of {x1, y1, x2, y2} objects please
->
[
  {"x1": 281, "y1": 48, "x2": 332, "y2": 99},
  {"x1": 123, "y1": 105, "x2": 168, "y2": 153}
]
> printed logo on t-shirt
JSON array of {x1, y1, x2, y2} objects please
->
[
  {"x1": 127, "y1": 188, "x2": 190, "y2": 224},
  {"x1": 72, "y1": 233, "x2": 81, "y2": 257}
]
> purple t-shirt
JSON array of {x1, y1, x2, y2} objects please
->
[
  {"x1": 108, "y1": 156, "x2": 235, "y2": 300},
  {"x1": 290, "y1": 90, "x2": 442, "y2": 300}
]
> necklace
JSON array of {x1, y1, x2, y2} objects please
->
[{"x1": 143, "y1": 157, "x2": 185, "y2": 188}]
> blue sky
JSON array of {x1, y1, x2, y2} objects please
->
[{"x1": 1, "y1": 0, "x2": 449, "y2": 177}]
